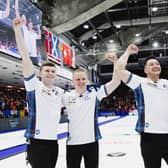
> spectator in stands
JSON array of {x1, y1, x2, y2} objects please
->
[
  {"x1": 0, "y1": 0, "x2": 10, "y2": 19},
  {"x1": 10, "y1": 100, "x2": 18, "y2": 118},
  {"x1": 0, "y1": 109, "x2": 4, "y2": 118},
  {"x1": 114, "y1": 44, "x2": 168, "y2": 168},
  {"x1": 13, "y1": 17, "x2": 64, "y2": 168},
  {"x1": 62, "y1": 54, "x2": 121, "y2": 168},
  {"x1": 0, "y1": 89, "x2": 26, "y2": 119}
]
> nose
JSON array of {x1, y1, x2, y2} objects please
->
[{"x1": 48, "y1": 71, "x2": 54, "y2": 75}]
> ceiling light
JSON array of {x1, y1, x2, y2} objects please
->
[
  {"x1": 31, "y1": 0, "x2": 38, "y2": 3},
  {"x1": 165, "y1": 31, "x2": 168, "y2": 34},
  {"x1": 83, "y1": 24, "x2": 89, "y2": 29},
  {"x1": 81, "y1": 42, "x2": 85, "y2": 46},
  {"x1": 7, "y1": 85, "x2": 13, "y2": 88},
  {"x1": 116, "y1": 25, "x2": 121, "y2": 28},
  {"x1": 152, "y1": 7, "x2": 158, "y2": 12},
  {"x1": 92, "y1": 35, "x2": 97, "y2": 40},
  {"x1": 135, "y1": 33, "x2": 140, "y2": 37},
  {"x1": 109, "y1": 40, "x2": 114, "y2": 43},
  {"x1": 152, "y1": 41, "x2": 159, "y2": 48}
]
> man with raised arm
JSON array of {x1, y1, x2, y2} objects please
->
[
  {"x1": 62, "y1": 54, "x2": 121, "y2": 168},
  {"x1": 13, "y1": 17, "x2": 64, "y2": 168},
  {"x1": 114, "y1": 44, "x2": 168, "y2": 168}
]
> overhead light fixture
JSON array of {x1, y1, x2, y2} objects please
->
[
  {"x1": 109, "y1": 40, "x2": 114, "y2": 43},
  {"x1": 83, "y1": 24, "x2": 89, "y2": 29},
  {"x1": 165, "y1": 31, "x2": 168, "y2": 34},
  {"x1": 92, "y1": 35, "x2": 97, "y2": 40},
  {"x1": 116, "y1": 25, "x2": 121, "y2": 28},
  {"x1": 81, "y1": 42, "x2": 85, "y2": 46},
  {"x1": 31, "y1": 0, "x2": 38, "y2": 3},
  {"x1": 152, "y1": 7, "x2": 158, "y2": 12},
  {"x1": 7, "y1": 85, "x2": 13, "y2": 88},
  {"x1": 135, "y1": 33, "x2": 141, "y2": 37},
  {"x1": 152, "y1": 41, "x2": 159, "y2": 48}
]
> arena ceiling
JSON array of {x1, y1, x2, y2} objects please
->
[
  {"x1": 36, "y1": 0, "x2": 168, "y2": 67},
  {"x1": 1, "y1": 0, "x2": 168, "y2": 88}
]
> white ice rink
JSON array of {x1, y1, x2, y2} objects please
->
[{"x1": 0, "y1": 115, "x2": 167, "y2": 168}]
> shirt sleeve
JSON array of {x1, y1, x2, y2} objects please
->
[
  {"x1": 24, "y1": 73, "x2": 38, "y2": 91},
  {"x1": 96, "y1": 85, "x2": 108, "y2": 101},
  {"x1": 126, "y1": 73, "x2": 142, "y2": 89}
]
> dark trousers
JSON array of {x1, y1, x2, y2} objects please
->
[
  {"x1": 66, "y1": 141, "x2": 99, "y2": 168},
  {"x1": 27, "y1": 138, "x2": 58, "y2": 168},
  {"x1": 140, "y1": 132, "x2": 168, "y2": 168}
]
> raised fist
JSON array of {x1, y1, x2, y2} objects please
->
[
  {"x1": 126, "y1": 44, "x2": 139, "y2": 55},
  {"x1": 105, "y1": 53, "x2": 118, "y2": 63},
  {"x1": 13, "y1": 17, "x2": 24, "y2": 30}
]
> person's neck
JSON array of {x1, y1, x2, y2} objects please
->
[
  {"x1": 76, "y1": 88, "x2": 86, "y2": 95},
  {"x1": 147, "y1": 76, "x2": 159, "y2": 82},
  {"x1": 43, "y1": 82, "x2": 53, "y2": 89}
]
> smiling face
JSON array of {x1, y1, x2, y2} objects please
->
[
  {"x1": 39, "y1": 63, "x2": 57, "y2": 88},
  {"x1": 73, "y1": 69, "x2": 89, "y2": 93},
  {"x1": 144, "y1": 58, "x2": 161, "y2": 80}
]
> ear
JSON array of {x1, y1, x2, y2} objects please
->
[
  {"x1": 144, "y1": 66, "x2": 147, "y2": 75},
  {"x1": 38, "y1": 73, "x2": 42, "y2": 81},
  {"x1": 86, "y1": 79, "x2": 89, "y2": 85}
]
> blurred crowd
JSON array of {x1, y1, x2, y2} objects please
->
[
  {"x1": 99, "y1": 83, "x2": 137, "y2": 116},
  {"x1": 0, "y1": 86, "x2": 27, "y2": 119},
  {"x1": 0, "y1": 83, "x2": 138, "y2": 119}
]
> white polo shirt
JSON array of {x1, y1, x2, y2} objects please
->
[
  {"x1": 62, "y1": 85, "x2": 108, "y2": 145},
  {"x1": 24, "y1": 73, "x2": 64, "y2": 140},
  {"x1": 126, "y1": 73, "x2": 168, "y2": 133}
]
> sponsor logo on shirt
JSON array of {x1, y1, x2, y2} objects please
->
[
  {"x1": 68, "y1": 97, "x2": 76, "y2": 104},
  {"x1": 84, "y1": 95, "x2": 90, "y2": 100},
  {"x1": 147, "y1": 81, "x2": 157, "y2": 87},
  {"x1": 147, "y1": 80, "x2": 168, "y2": 89},
  {"x1": 145, "y1": 122, "x2": 149, "y2": 128},
  {"x1": 35, "y1": 129, "x2": 40, "y2": 135}
]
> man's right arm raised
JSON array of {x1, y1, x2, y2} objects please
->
[
  {"x1": 13, "y1": 18, "x2": 34, "y2": 78},
  {"x1": 116, "y1": 44, "x2": 139, "y2": 83}
]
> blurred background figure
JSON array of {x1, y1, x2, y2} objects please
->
[
  {"x1": 0, "y1": 0, "x2": 10, "y2": 19},
  {"x1": 15, "y1": 0, "x2": 41, "y2": 65}
]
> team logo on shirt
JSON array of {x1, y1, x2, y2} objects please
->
[
  {"x1": 35, "y1": 129, "x2": 40, "y2": 135},
  {"x1": 145, "y1": 122, "x2": 149, "y2": 128},
  {"x1": 54, "y1": 90, "x2": 59, "y2": 96},
  {"x1": 163, "y1": 84, "x2": 168, "y2": 89},
  {"x1": 84, "y1": 95, "x2": 90, "y2": 100},
  {"x1": 42, "y1": 88, "x2": 59, "y2": 96},
  {"x1": 42, "y1": 88, "x2": 52, "y2": 96}
]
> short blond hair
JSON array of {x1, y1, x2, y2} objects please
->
[
  {"x1": 73, "y1": 68, "x2": 86, "y2": 74},
  {"x1": 73, "y1": 68, "x2": 88, "y2": 78}
]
